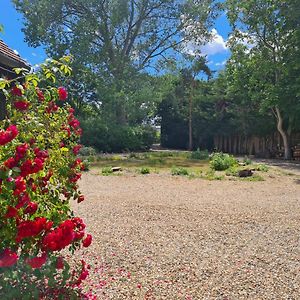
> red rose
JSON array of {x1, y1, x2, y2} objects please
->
[
  {"x1": 16, "y1": 143, "x2": 29, "y2": 160},
  {"x1": 26, "y1": 252, "x2": 47, "y2": 269},
  {"x1": 36, "y1": 88, "x2": 45, "y2": 101},
  {"x1": 13, "y1": 176, "x2": 26, "y2": 196},
  {"x1": 58, "y1": 87, "x2": 68, "y2": 100},
  {"x1": 73, "y1": 145, "x2": 82, "y2": 155},
  {"x1": 5, "y1": 206, "x2": 18, "y2": 218},
  {"x1": 4, "y1": 157, "x2": 18, "y2": 169},
  {"x1": 16, "y1": 217, "x2": 48, "y2": 242},
  {"x1": 16, "y1": 193, "x2": 30, "y2": 209},
  {"x1": 42, "y1": 219, "x2": 76, "y2": 252},
  {"x1": 56, "y1": 256, "x2": 64, "y2": 269},
  {"x1": 24, "y1": 202, "x2": 38, "y2": 215},
  {"x1": 46, "y1": 101, "x2": 58, "y2": 114},
  {"x1": 69, "y1": 118, "x2": 80, "y2": 129},
  {"x1": 14, "y1": 101, "x2": 29, "y2": 111},
  {"x1": 0, "y1": 125, "x2": 18, "y2": 145},
  {"x1": 11, "y1": 86, "x2": 22, "y2": 97},
  {"x1": 0, "y1": 249, "x2": 18, "y2": 267},
  {"x1": 82, "y1": 234, "x2": 92, "y2": 247}
]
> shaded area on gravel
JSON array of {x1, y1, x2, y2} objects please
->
[{"x1": 74, "y1": 173, "x2": 300, "y2": 299}]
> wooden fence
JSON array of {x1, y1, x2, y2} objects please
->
[{"x1": 213, "y1": 132, "x2": 300, "y2": 158}]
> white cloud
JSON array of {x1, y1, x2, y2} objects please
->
[
  {"x1": 200, "y1": 29, "x2": 228, "y2": 56},
  {"x1": 13, "y1": 49, "x2": 19, "y2": 55},
  {"x1": 183, "y1": 29, "x2": 228, "y2": 57},
  {"x1": 32, "y1": 52, "x2": 37, "y2": 57},
  {"x1": 215, "y1": 60, "x2": 227, "y2": 67}
]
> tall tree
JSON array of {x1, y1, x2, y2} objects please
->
[
  {"x1": 226, "y1": 0, "x2": 300, "y2": 159},
  {"x1": 180, "y1": 58, "x2": 211, "y2": 150},
  {"x1": 14, "y1": 0, "x2": 216, "y2": 124}
]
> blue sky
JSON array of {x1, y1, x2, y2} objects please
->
[
  {"x1": 0, "y1": 0, "x2": 46, "y2": 65},
  {"x1": 0, "y1": 0, "x2": 232, "y2": 71}
]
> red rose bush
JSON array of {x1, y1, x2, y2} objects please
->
[{"x1": 0, "y1": 57, "x2": 93, "y2": 299}]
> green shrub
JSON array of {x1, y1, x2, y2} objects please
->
[
  {"x1": 137, "y1": 167, "x2": 150, "y2": 174},
  {"x1": 225, "y1": 166, "x2": 238, "y2": 176},
  {"x1": 81, "y1": 119, "x2": 156, "y2": 152},
  {"x1": 78, "y1": 146, "x2": 97, "y2": 156},
  {"x1": 0, "y1": 57, "x2": 92, "y2": 298},
  {"x1": 171, "y1": 167, "x2": 189, "y2": 176},
  {"x1": 210, "y1": 152, "x2": 237, "y2": 171},
  {"x1": 190, "y1": 148, "x2": 209, "y2": 160},
  {"x1": 256, "y1": 164, "x2": 269, "y2": 172},
  {"x1": 101, "y1": 166, "x2": 113, "y2": 175}
]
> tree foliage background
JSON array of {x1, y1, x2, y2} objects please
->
[{"x1": 13, "y1": 0, "x2": 300, "y2": 158}]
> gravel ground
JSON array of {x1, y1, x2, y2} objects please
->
[{"x1": 73, "y1": 171, "x2": 300, "y2": 299}]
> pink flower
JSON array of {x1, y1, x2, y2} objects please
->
[
  {"x1": 0, "y1": 249, "x2": 18, "y2": 267},
  {"x1": 82, "y1": 234, "x2": 92, "y2": 247},
  {"x1": 58, "y1": 87, "x2": 68, "y2": 100}
]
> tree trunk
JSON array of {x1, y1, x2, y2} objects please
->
[
  {"x1": 275, "y1": 107, "x2": 291, "y2": 160},
  {"x1": 188, "y1": 83, "x2": 194, "y2": 151},
  {"x1": 188, "y1": 95, "x2": 192, "y2": 150}
]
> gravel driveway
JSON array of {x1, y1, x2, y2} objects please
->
[{"x1": 74, "y1": 172, "x2": 300, "y2": 299}]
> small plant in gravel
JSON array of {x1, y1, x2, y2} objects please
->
[
  {"x1": 190, "y1": 148, "x2": 209, "y2": 160},
  {"x1": 102, "y1": 167, "x2": 114, "y2": 175},
  {"x1": 202, "y1": 169, "x2": 224, "y2": 180},
  {"x1": 256, "y1": 164, "x2": 269, "y2": 172},
  {"x1": 171, "y1": 167, "x2": 189, "y2": 176},
  {"x1": 210, "y1": 152, "x2": 237, "y2": 171},
  {"x1": 225, "y1": 166, "x2": 239, "y2": 176},
  {"x1": 243, "y1": 156, "x2": 252, "y2": 165},
  {"x1": 137, "y1": 167, "x2": 150, "y2": 174},
  {"x1": 242, "y1": 174, "x2": 265, "y2": 181}
]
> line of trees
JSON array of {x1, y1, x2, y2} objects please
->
[{"x1": 14, "y1": 0, "x2": 300, "y2": 159}]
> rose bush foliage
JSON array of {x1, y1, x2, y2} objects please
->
[{"x1": 0, "y1": 57, "x2": 93, "y2": 299}]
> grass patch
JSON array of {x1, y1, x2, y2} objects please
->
[
  {"x1": 243, "y1": 156, "x2": 252, "y2": 165},
  {"x1": 225, "y1": 166, "x2": 239, "y2": 176},
  {"x1": 171, "y1": 167, "x2": 189, "y2": 176},
  {"x1": 101, "y1": 167, "x2": 114, "y2": 176},
  {"x1": 91, "y1": 151, "x2": 208, "y2": 170},
  {"x1": 137, "y1": 167, "x2": 150, "y2": 174},
  {"x1": 201, "y1": 169, "x2": 225, "y2": 180},
  {"x1": 242, "y1": 174, "x2": 265, "y2": 181}
]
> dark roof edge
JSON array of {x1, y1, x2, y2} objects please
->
[{"x1": 0, "y1": 52, "x2": 31, "y2": 70}]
